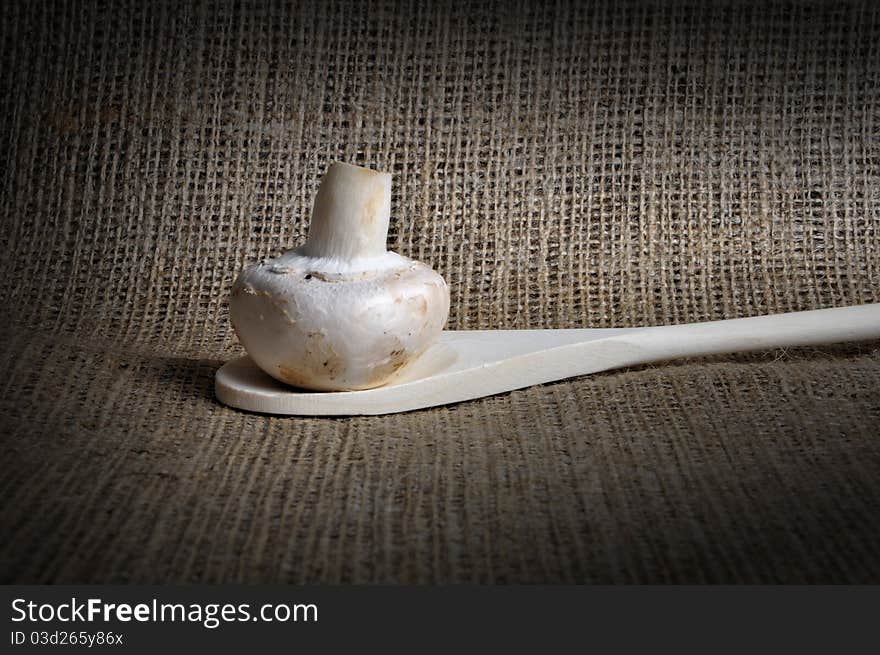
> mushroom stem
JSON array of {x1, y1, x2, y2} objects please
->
[{"x1": 299, "y1": 162, "x2": 392, "y2": 261}]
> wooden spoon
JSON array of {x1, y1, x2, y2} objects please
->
[{"x1": 215, "y1": 303, "x2": 880, "y2": 416}]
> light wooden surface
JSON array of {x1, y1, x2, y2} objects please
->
[{"x1": 215, "y1": 304, "x2": 880, "y2": 416}]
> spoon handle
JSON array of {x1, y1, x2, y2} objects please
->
[{"x1": 610, "y1": 303, "x2": 880, "y2": 365}]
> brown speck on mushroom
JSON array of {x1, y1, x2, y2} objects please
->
[
  {"x1": 278, "y1": 365, "x2": 314, "y2": 389},
  {"x1": 361, "y1": 187, "x2": 384, "y2": 227}
]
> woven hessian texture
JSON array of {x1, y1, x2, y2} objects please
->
[{"x1": 1, "y1": 0, "x2": 879, "y2": 582}]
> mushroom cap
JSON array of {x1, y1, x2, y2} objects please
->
[{"x1": 230, "y1": 253, "x2": 450, "y2": 391}]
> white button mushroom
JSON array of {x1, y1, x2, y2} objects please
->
[{"x1": 229, "y1": 162, "x2": 450, "y2": 391}]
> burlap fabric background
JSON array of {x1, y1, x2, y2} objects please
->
[{"x1": 2, "y1": 0, "x2": 879, "y2": 583}]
